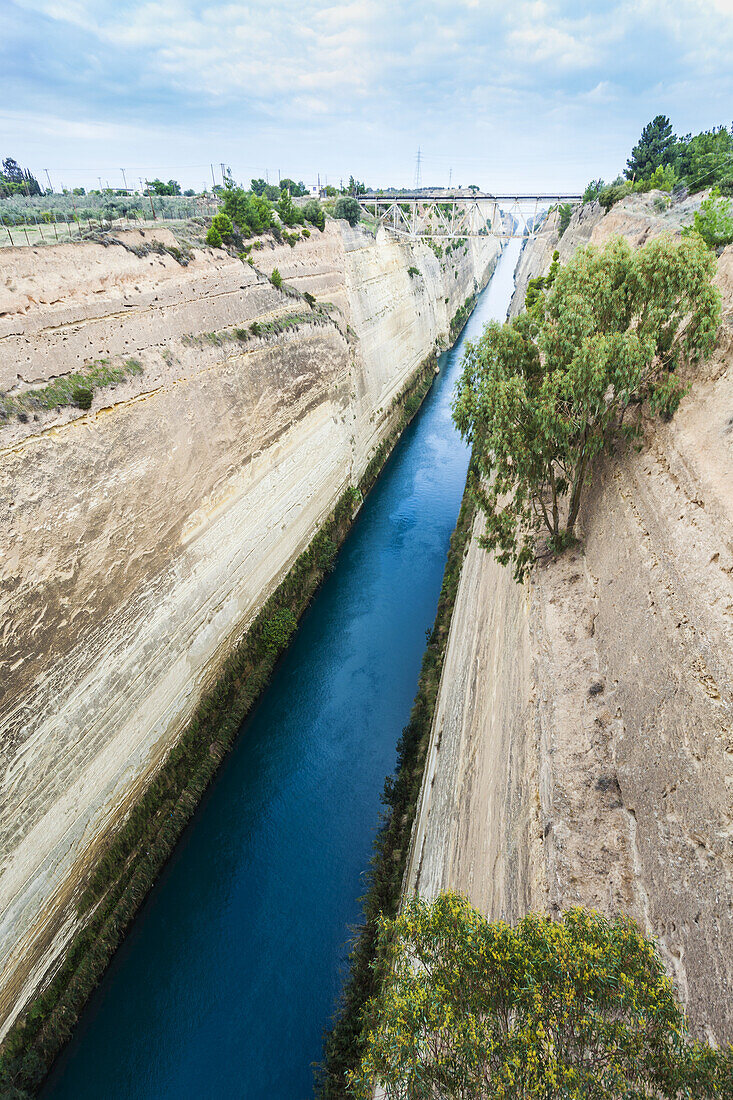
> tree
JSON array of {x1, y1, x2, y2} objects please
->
[
  {"x1": 280, "y1": 177, "x2": 307, "y2": 197},
  {"x1": 351, "y1": 893, "x2": 732, "y2": 1100},
  {"x1": 221, "y1": 187, "x2": 273, "y2": 236},
  {"x1": 147, "y1": 178, "x2": 181, "y2": 195},
  {"x1": 302, "y1": 198, "x2": 325, "y2": 231},
  {"x1": 557, "y1": 202, "x2": 573, "y2": 236},
  {"x1": 333, "y1": 196, "x2": 360, "y2": 226},
  {"x1": 0, "y1": 156, "x2": 41, "y2": 196},
  {"x1": 582, "y1": 178, "x2": 605, "y2": 203},
  {"x1": 270, "y1": 267, "x2": 283, "y2": 290},
  {"x1": 277, "y1": 188, "x2": 300, "y2": 226},
  {"x1": 452, "y1": 235, "x2": 720, "y2": 580},
  {"x1": 347, "y1": 175, "x2": 367, "y2": 196},
  {"x1": 675, "y1": 126, "x2": 733, "y2": 192},
  {"x1": 250, "y1": 178, "x2": 267, "y2": 195},
  {"x1": 625, "y1": 115, "x2": 677, "y2": 180}
]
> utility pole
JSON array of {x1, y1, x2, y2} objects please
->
[
  {"x1": 414, "y1": 147, "x2": 422, "y2": 189},
  {"x1": 98, "y1": 176, "x2": 103, "y2": 193},
  {"x1": 449, "y1": 167, "x2": 452, "y2": 188},
  {"x1": 121, "y1": 168, "x2": 128, "y2": 191},
  {"x1": 211, "y1": 163, "x2": 216, "y2": 189},
  {"x1": 44, "y1": 169, "x2": 53, "y2": 193}
]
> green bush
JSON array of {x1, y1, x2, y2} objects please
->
[
  {"x1": 682, "y1": 187, "x2": 733, "y2": 249},
  {"x1": 350, "y1": 895, "x2": 733, "y2": 1100},
  {"x1": 407, "y1": 266, "x2": 420, "y2": 278},
  {"x1": 72, "y1": 386, "x2": 93, "y2": 410},
  {"x1": 206, "y1": 225, "x2": 222, "y2": 248},
  {"x1": 270, "y1": 268, "x2": 283, "y2": 290},
  {"x1": 557, "y1": 201, "x2": 573, "y2": 236},
  {"x1": 582, "y1": 178, "x2": 605, "y2": 203},
  {"x1": 333, "y1": 196, "x2": 360, "y2": 226},
  {"x1": 302, "y1": 199, "x2": 325, "y2": 231}
]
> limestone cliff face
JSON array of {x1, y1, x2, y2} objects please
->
[
  {"x1": 0, "y1": 222, "x2": 501, "y2": 1036},
  {"x1": 407, "y1": 197, "x2": 733, "y2": 1043}
]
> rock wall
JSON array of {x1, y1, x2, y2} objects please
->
[
  {"x1": 0, "y1": 222, "x2": 501, "y2": 1037},
  {"x1": 406, "y1": 196, "x2": 733, "y2": 1043}
]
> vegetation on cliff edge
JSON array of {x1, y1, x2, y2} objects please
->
[
  {"x1": 452, "y1": 234, "x2": 720, "y2": 581},
  {"x1": 351, "y1": 894, "x2": 733, "y2": 1099}
]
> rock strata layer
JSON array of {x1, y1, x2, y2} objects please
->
[{"x1": 0, "y1": 222, "x2": 501, "y2": 1037}]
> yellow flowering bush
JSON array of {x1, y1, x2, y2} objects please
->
[{"x1": 349, "y1": 893, "x2": 731, "y2": 1099}]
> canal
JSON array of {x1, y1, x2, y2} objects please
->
[{"x1": 43, "y1": 238, "x2": 521, "y2": 1100}]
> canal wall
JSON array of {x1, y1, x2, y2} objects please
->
[
  {"x1": 0, "y1": 221, "x2": 502, "y2": 1039},
  {"x1": 406, "y1": 194, "x2": 733, "y2": 1043}
]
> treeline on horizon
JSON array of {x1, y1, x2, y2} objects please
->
[{"x1": 582, "y1": 114, "x2": 733, "y2": 209}]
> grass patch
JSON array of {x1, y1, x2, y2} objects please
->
[
  {"x1": 179, "y1": 313, "x2": 328, "y2": 349},
  {"x1": 0, "y1": 359, "x2": 143, "y2": 427}
]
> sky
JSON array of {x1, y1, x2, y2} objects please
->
[{"x1": 3, "y1": 0, "x2": 733, "y2": 194}]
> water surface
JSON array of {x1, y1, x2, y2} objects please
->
[{"x1": 44, "y1": 239, "x2": 521, "y2": 1100}]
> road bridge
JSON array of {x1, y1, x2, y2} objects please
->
[{"x1": 357, "y1": 189, "x2": 582, "y2": 240}]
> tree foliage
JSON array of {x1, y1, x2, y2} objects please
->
[
  {"x1": 625, "y1": 115, "x2": 677, "y2": 180},
  {"x1": 221, "y1": 187, "x2": 274, "y2": 236},
  {"x1": 675, "y1": 126, "x2": 733, "y2": 192},
  {"x1": 582, "y1": 178, "x2": 605, "y2": 203},
  {"x1": 333, "y1": 195, "x2": 360, "y2": 226},
  {"x1": 351, "y1": 894, "x2": 732, "y2": 1100},
  {"x1": 0, "y1": 156, "x2": 42, "y2": 196},
  {"x1": 303, "y1": 198, "x2": 325, "y2": 231},
  {"x1": 280, "y1": 177, "x2": 308, "y2": 196},
  {"x1": 452, "y1": 235, "x2": 720, "y2": 580},
  {"x1": 147, "y1": 178, "x2": 181, "y2": 195},
  {"x1": 278, "y1": 187, "x2": 301, "y2": 226}
]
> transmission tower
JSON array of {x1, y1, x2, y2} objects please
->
[{"x1": 414, "y1": 147, "x2": 422, "y2": 189}]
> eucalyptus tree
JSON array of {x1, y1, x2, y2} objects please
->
[{"x1": 452, "y1": 235, "x2": 720, "y2": 580}]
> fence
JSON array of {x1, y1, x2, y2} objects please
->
[{"x1": 0, "y1": 193, "x2": 220, "y2": 247}]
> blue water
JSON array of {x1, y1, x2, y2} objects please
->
[{"x1": 43, "y1": 240, "x2": 520, "y2": 1100}]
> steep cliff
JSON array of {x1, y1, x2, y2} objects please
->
[
  {"x1": 0, "y1": 221, "x2": 501, "y2": 1038},
  {"x1": 406, "y1": 196, "x2": 733, "y2": 1043}
]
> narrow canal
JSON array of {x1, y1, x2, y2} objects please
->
[{"x1": 44, "y1": 239, "x2": 521, "y2": 1100}]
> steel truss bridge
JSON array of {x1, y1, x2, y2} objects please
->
[{"x1": 357, "y1": 190, "x2": 582, "y2": 240}]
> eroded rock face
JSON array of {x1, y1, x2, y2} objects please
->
[
  {"x1": 0, "y1": 223, "x2": 501, "y2": 1036},
  {"x1": 408, "y1": 197, "x2": 733, "y2": 1042}
]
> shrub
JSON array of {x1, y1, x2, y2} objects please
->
[
  {"x1": 261, "y1": 608, "x2": 297, "y2": 655},
  {"x1": 72, "y1": 386, "x2": 93, "y2": 410},
  {"x1": 453, "y1": 235, "x2": 721, "y2": 580},
  {"x1": 205, "y1": 225, "x2": 222, "y2": 247},
  {"x1": 333, "y1": 196, "x2": 360, "y2": 226},
  {"x1": 557, "y1": 201, "x2": 573, "y2": 236},
  {"x1": 270, "y1": 268, "x2": 283, "y2": 290},
  {"x1": 682, "y1": 187, "x2": 733, "y2": 249},
  {"x1": 303, "y1": 291, "x2": 317, "y2": 308},
  {"x1": 407, "y1": 265, "x2": 420, "y2": 278},
  {"x1": 598, "y1": 179, "x2": 632, "y2": 211},
  {"x1": 350, "y1": 894, "x2": 732, "y2": 1100}
]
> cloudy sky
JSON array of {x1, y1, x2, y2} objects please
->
[{"x1": 3, "y1": 0, "x2": 733, "y2": 193}]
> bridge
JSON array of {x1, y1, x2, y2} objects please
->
[{"x1": 357, "y1": 189, "x2": 583, "y2": 240}]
